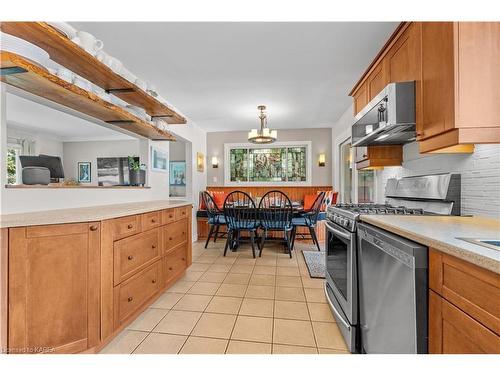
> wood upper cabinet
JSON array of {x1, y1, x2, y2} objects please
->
[
  {"x1": 352, "y1": 81, "x2": 369, "y2": 116},
  {"x1": 350, "y1": 22, "x2": 500, "y2": 154},
  {"x1": 8, "y1": 223, "x2": 100, "y2": 354},
  {"x1": 419, "y1": 22, "x2": 500, "y2": 153},
  {"x1": 429, "y1": 249, "x2": 500, "y2": 354},
  {"x1": 355, "y1": 145, "x2": 403, "y2": 170}
]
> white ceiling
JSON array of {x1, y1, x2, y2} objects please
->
[
  {"x1": 72, "y1": 22, "x2": 398, "y2": 132},
  {"x1": 6, "y1": 93, "x2": 133, "y2": 141}
]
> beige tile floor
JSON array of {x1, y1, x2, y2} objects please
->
[{"x1": 100, "y1": 239, "x2": 349, "y2": 354}]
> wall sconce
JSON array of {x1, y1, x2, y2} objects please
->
[
  {"x1": 211, "y1": 156, "x2": 219, "y2": 168},
  {"x1": 318, "y1": 153, "x2": 326, "y2": 167}
]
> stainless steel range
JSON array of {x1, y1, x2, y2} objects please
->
[{"x1": 324, "y1": 173, "x2": 461, "y2": 353}]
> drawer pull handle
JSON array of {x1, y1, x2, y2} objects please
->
[
  {"x1": 90, "y1": 225, "x2": 98, "y2": 231},
  {"x1": 127, "y1": 297, "x2": 133, "y2": 302},
  {"x1": 152, "y1": 279, "x2": 157, "y2": 284},
  {"x1": 127, "y1": 224, "x2": 133, "y2": 229},
  {"x1": 128, "y1": 255, "x2": 134, "y2": 260}
]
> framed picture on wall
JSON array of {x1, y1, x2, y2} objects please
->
[
  {"x1": 196, "y1": 152, "x2": 205, "y2": 172},
  {"x1": 169, "y1": 161, "x2": 186, "y2": 186},
  {"x1": 78, "y1": 162, "x2": 91, "y2": 183},
  {"x1": 151, "y1": 146, "x2": 168, "y2": 172}
]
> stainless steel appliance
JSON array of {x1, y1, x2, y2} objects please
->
[
  {"x1": 357, "y1": 223, "x2": 428, "y2": 353},
  {"x1": 352, "y1": 81, "x2": 416, "y2": 147},
  {"x1": 324, "y1": 173, "x2": 461, "y2": 353}
]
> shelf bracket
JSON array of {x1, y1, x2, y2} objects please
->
[
  {"x1": 106, "y1": 120, "x2": 135, "y2": 125},
  {"x1": 1, "y1": 66, "x2": 28, "y2": 76},
  {"x1": 105, "y1": 88, "x2": 136, "y2": 94},
  {"x1": 151, "y1": 115, "x2": 174, "y2": 119}
]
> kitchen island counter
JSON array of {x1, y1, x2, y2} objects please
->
[
  {"x1": 360, "y1": 215, "x2": 500, "y2": 274},
  {"x1": 0, "y1": 200, "x2": 192, "y2": 228}
]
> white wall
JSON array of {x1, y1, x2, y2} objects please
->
[
  {"x1": 7, "y1": 125, "x2": 64, "y2": 158},
  {"x1": 331, "y1": 104, "x2": 500, "y2": 218},
  {"x1": 63, "y1": 140, "x2": 141, "y2": 185}
]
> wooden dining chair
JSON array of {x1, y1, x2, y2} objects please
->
[
  {"x1": 201, "y1": 191, "x2": 226, "y2": 249},
  {"x1": 258, "y1": 190, "x2": 294, "y2": 258},
  {"x1": 291, "y1": 191, "x2": 325, "y2": 251},
  {"x1": 223, "y1": 190, "x2": 260, "y2": 258}
]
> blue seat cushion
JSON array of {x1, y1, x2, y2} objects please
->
[
  {"x1": 317, "y1": 212, "x2": 327, "y2": 221},
  {"x1": 292, "y1": 217, "x2": 308, "y2": 226},
  {"x1": 208, "y1": 215, "x2": 226, "y2": 225},
  {"x1": 228, "y1": 221, "x2": 259, "y2": 230},
  {"x1": 261, "y1": 223, "x2": 293, "y2": 231}
]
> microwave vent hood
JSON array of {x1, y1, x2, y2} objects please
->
[{"x1": 351, "y1": 81, "x2": 416, "y2": 147}]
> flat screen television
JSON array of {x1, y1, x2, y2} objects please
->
[
  {"x1": 20, "y1": 154, "x2": 65, "y2": 182},
  {"x1": 97, "y1": 157, "x2": 139, "y2": 186}
]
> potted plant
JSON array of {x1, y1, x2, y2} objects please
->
[{"x1": 128, "y1": 156, "x2": 146, "y2": 186}]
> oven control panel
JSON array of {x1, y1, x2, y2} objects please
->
[{"x1": 327, "y1": 212, "x2": 356, "y2": 232}]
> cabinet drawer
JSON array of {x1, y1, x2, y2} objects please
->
[
  {"x1": 162, "y1": 209, "x2": 176, "y2": 225},
  {"x1": 164, "y1": 243, "x2": 188, "y2": 283},
  {"x1": 164, "y1": 219, "x2": 188, "y2": 253},
  {"x1": 175, "y1": 206, "x2": 189, "y2": 221},
  {"x1": 111, "y1": 215, "x2": 141, "y2": 240},
  {"x1": 429, "y1": 249, "x2": 500, "y2": 334},
  {"x1": 141, "y1": 211, "x2": 161, "y2": 231},
  {"x1": 429, "y1": 290, "x2": 500, "y2": 353},
  {"x1": 114, "y1": 261, "x2": 161, "y2": 327},
  {"x1": 114, "y1": 228, "x2": 160, "y2": 285}
]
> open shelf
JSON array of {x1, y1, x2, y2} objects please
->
[
  {"x1": 0, "y1": 51, "x2": 176, "y2": 141},
  {"x1": 0, "y1": 22, "x2": 186, "y2": 124}
]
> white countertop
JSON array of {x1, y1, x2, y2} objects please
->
[
  {"x1": 0, "y1": 200, "x2": 193, "y2": 228},
  {"x1": 360, "y1": 215, "x2": 500, "y2": 274}
]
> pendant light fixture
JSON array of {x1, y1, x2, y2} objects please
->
[{"x1": 248, "y1": 105, "x2": 277, "y2": 144}]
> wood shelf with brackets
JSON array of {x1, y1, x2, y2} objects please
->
[
  {"x1": 0, "y1": 51, "x2": 176, "y2": 141},
  {"x1": 0, "y1": 22, "x2": 186, "y2": 125}
]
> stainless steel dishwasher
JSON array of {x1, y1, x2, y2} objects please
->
[{"x1": 357, "y1": 222, "x2": 428, "y2": 354}]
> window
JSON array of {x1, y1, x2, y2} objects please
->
[
  {"x1": 7, "y1": 145, "x2": 22, "y2": 185},
  {"x1": 225, "y1": 142, "x2": 311, "y2": 185},
  {"x1": 339, "y1": 139, "x2": 353, "y2": 203}
]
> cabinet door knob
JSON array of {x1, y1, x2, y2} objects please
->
[
  {"x1": 169, "y1": 237, "x2": 173, "y2": 241},
  {"x1": 128, "y1": 255, "x2": 134, "y2": 260},
  {"x1": 169, "y1": 267, "x2": 173, "y2": 270},
  {"x1": 169, "y1": 215, "x2": 173, "y2": 218},
  {"x1": 152, "y1": 244, "x2": 156, "y2": 249},
  {"x1": 151, "y1": 218, "x2": 156, "y2": 223},
  {"x1": 90, "y1": 225, "x2": 98, "y2": 231},
  {"x1": 128, "y1": 297, "x2": 133, "y2": 302},
  {"x1": 152, "y1": 279, "x2": 156, "y2": 284},
  {"x1": 182, "y1": 257, "x2": 186, "y2": 261},
  {"x1": 362, "y1": 154, "x2": 367, "y2": 158},
  {"x1": 127, "y1": 224, "x2": 133, "y2": 229}
]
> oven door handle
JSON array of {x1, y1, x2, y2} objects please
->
[
  {"x1": 325, "y1": 221, "x2": 351, "y2": 240},
  {"x1": 325, "y1": 284, "x2": 350, "y2": 330}
]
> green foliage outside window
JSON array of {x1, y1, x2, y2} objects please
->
[{"x1": 7, "y1": 148, "x2": 17, "y2": 185}]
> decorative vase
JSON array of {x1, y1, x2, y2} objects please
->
[{"x1": 129, "y1": 169, "x2": 146, "y2": 186}]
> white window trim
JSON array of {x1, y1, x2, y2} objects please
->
[
  {"x1": 7, "y1": 142, "x2": 23, "y2": 185},
  {"x1": 223, "y1": 141, "x2": 312, "y2": 186}
]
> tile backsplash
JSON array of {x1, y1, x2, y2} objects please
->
[{"x1": 375, "y1": 143, "x2": 500, "y2": 219}]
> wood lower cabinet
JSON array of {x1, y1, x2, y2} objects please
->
[
  {"x1": 4, "y1": 204, "x2": 192, "y2": 354},
  {"x1": 429, "y1": 248, "x2": 500, "y2": 353},
  {"x1": 8, "y1": 222, "x2": 100, "y2": 353}
]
